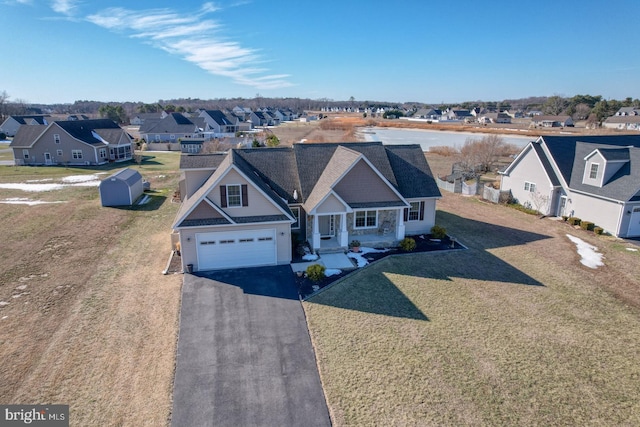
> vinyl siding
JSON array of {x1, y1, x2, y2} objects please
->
[
  {"x1": 501, "y1": 147, "x2": 555, "y2": 215},
  {"x1": 333, "y1": 159, "x2": 401, "y2": 204},
  {"x1": 207, "y1": 169, "x2": 282, "y2": 216}
]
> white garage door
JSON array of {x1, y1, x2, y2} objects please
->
[{"x1": 196, "y1": 229, "x2": 277, "y2": 270}]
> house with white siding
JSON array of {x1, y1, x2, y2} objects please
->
[{"x1": 500, "y1": 135, "x2": 640, "y2": 237}]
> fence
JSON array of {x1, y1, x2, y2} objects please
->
[
  {"x1": 461, "y1": 181, "x2": 477, "y2": 196},
  {"x1": 483, "y1": 185, "x2": 511, "y2": 204},
  {"x1": 436, "y1": 176, "x2": 457, "y2": 193}
]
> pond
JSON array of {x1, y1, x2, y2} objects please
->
[{"x1": 361, "y1": 127, "x2": 532, "y2": 151}]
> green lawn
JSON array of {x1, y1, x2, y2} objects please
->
[{"x1": 304, "y1": 196, "x2": 640, "y2": 426}]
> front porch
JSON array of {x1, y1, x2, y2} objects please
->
[
  {"x1": 317, "y1": 233, "x2": 398, "y2": 253},
  {"x1": 309, "y1": 209, "x2": 406, "y2": 253}
]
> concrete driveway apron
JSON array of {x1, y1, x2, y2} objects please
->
[{"x1": 171, "y1": 265, "x2": 331, "y2": 427}]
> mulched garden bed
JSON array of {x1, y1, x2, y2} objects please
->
[{"x1": 293, "y1": 234, "x2": 463, "y2": 299}]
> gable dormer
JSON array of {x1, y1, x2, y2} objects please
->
[{"x1": 582, "y1": 147, "x2": 629, "y2": 187}]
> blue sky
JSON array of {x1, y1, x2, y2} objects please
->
[{"x1": 2, "y1": 0, "x2": 639, "y2": 105}]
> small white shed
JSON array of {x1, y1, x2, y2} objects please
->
[{"x1": 99, "y1": 168, "x2": 144, "y2": 207}]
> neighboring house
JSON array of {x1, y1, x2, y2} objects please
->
[
  {"x1": 0, "y1": 115, "x2": 50, "y2": 137},
  {"x1": 414, "y1": 108, "x2": 442, "y2": 120},
  {"x1": 500, "y1": 135, "x2": 640, "y2": 237},
  {"x1": 139, "y1": 112, "x2": 202, "y2": 143},
  {"x1": 614, "y1": 107, "x2": 640, "y2": 116},
  {"x1": 603, "y1": 115, "x2": 640, "y2": 131},
  {"x1": 249, "y1": 111, "x2": 270, "y2": 127},
  {"x1": 10, "y1": 119, "x2": 133, "y2": 166},
  {"x1": 180, "y1": 138, "x2": 205, "y2": 154},
  {"x1": 444, "y1": 109, "x2": 473, "y2": 120},
  {"x1": 66, "y1": 114, "x2": 90, "y2": 121},
  {"x1": 199, "y1": 110, "x2": 238, "y2": 137},
  {"x1": 130, "y1": 113, "x2": 164, "y2": 126},
  {"x1": 479, "y1": 112, "x2": 511, "y2": 124},
  {"x1": 99, "y1": 168, "x2": 144, "y2": 207},
  {"x1": 531, "y1": 115, "x2": 574, "y2": 127},
  {"x1": 232, "y1": 106, "x2": 253, "y2": 121},
  {"x1": 172, "y1": 141, "x2": 441, "y2": 271}
]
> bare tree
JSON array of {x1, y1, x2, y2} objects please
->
[
  {"x1": 457, "y1": 135, "x2": 517, "y2": 174},
  {"x1": 0, "y1": 90, "x2": 9, "y2": 122},
  {"x1": 530, "y1": 191, "x2": 550, "y2": 215},
  {"x1": 542, "y1": 95, "x2": 568, "y2": 115}
]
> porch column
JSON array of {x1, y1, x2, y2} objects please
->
[
  {"x1": 339, "y1": 213, "x2": 349, "y2": 248},
  {"x1": 396, "y1": 208, "x2": 405, "y2": 240},
  {"x1": 312, "y1": 215, "x2": 321, "y2": 251}
]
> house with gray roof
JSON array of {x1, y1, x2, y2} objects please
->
[
  {"x1": 0, "y1": 114, "x2": 50, "y2": 137},
  {"x1": 500, "y1": 135, "x2": 640, "y2": 237},
  {"x1": 603, "y1": 115, "x2": 640, "y2": 131},
  {"x1": 9, "y1": 119, "x2": 132, "y2": 166},
  {"x1": 198, "y1": 110, "x2": 238, "y2": 136},
  {"x1": 172, "y1": 141, "x2": 441, "y2": 271},
  {"x1": 531, "y1": 115, "x2": 574, "y2": 128},
  {"x1": 139, "y1": 112, "x2": 203, "y2": 144}
]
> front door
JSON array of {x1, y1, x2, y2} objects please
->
[
  {"x1": 44, "y1": 152, "x2": 52, "y2": 165},
  {"x1": 557, "y1": 195, "x2": 568, "y2": 217},
  {"x1": 319, "y1": 215, "x2": 335, "y2": 237}
]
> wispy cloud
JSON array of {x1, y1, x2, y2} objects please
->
[
  {"x1": 51, "y1": 0, "x2": 80, "y2": 16},
  {"x1": 84, "y1": 3, "x2": 292, "y2": 90}
]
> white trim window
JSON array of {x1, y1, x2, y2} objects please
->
[
  {"x1": 72, "y1": 149, "x2": 83, "y2": 160},
  {"x1": 54, "y1": 134, "x2": 60, "y2": 144},
  {"x1": 99, "y1": 148, "x2": 107, "y2": 159},
  {"x1": 589, "y1": 163, "x2": 599, "y2": 179},
  {"x1": 22, "y1": 149, "x2": 29, "y2": 159},
  {"x1": 354, "y1": 210, "x2": 377, "y2": 229},
  {"x1": 524, "y1": 181, "x2": 536, "y2": 192},
  {"x1": 227, "y1": 184, "x2": 241, "y2": 207},
  {"x1": 56, "y1": 149, "x2": 63, "y2": 156},
  {"x1": 291, "y1": 206, "x2": 300, "y2": 229},
  {"x1": 408, "y1": 202, "x2": 421, "y2": 221}
]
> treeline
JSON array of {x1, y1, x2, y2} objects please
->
[{"x1": 2, "y1": 92, "x2": 639, "y2": 124}]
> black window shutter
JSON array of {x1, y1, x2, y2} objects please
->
[
  {"x1": 404, "y1": 207, "x2": 408, "y2": 222},
  {"x1": 241, "y1": 184, "x2": 248, "y2": 206},
  {"x1": 220, "y1": 186, "x2": 227, "y2": 207},
  {"x1": 419, "y1": 201, "x2": 425, "y2": 221}
]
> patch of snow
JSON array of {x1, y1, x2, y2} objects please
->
[
  {"x1": 137, "y1": 195, "x2": 150, "y2": 205},
  {"x1": 1, "y1": 316, "x2": 7, "y2": 320},
  {"x1": 626, "y1": 247, "x2": 638, "y2": 252},
  {"x1": 0, "y1": 183, "x2": 64, "y2": 192},
  {"x1": 15, "y1": 285, "x2": 27, "y2": 291},
  {"x1": 347, "y1": 247, "x2": 388, "y2": 268},
  {"x1": 566, "y1": 234, "x2": 604, "y2": 269},
  {"x1": 0, "y1": 301, "x2": 9, "y2": 307},
  {"x1": 302, "y1": 253, "x2": 319, "y2": 261},
  {"x1": 0, "y1": 198, "x2": 66, "y2": 206},
  {"x1": 325, "y1": 269, "x2": 342, "y2": 276},
  {"x1": 61, "y1": 174, "x2": 101, "y2": 183},
  {"x1": 70, "y1": 180, "x2": 100, "y2": 187},
  {"x1": 26, "y1": 178, "x2": 53, "y2": 183}
]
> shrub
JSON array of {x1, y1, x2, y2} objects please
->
[
  {"x1": 349, "y1": 240, "x2": 361, "y2": 248},
  {"x1": 561, "y1": 215, "x2": 569, "y2": 222},
  {"x1": 594, "y1": 226, "x2": 604, "y2": 235},
  {"x1": 306, "y1": 264, "x2": 326, "y2": 282},
  {"x1": 567, "y1": 217, "x2": 581, "y2": 226},
  {"x1": 430, "y1": 225, "x2": 447, "y2": 239},
  {"x1": 0, "y1": 132, "x2": 6, "y2": 140},
  {"x1": 399, "y1": 237, "x2": 416, "y2": 252},
  {"x1": 580, "y1": 221, "x2": 595, "y2": 231}
]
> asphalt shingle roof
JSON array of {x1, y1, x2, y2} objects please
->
[{"x1": 55, "y1": 119, "x2": 123, "y2": 146}]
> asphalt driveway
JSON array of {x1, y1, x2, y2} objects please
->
[{"x1": 171, "y1": 265, "x2": 331, "y2": 427}]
